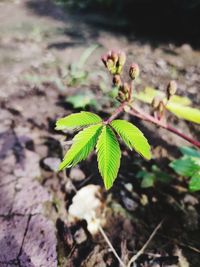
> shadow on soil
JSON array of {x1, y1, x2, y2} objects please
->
[{"x1": 26, "y1": 0, "x2": 200, "y2": 49}]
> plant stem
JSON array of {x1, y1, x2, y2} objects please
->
[
  {"x1": 104, "y1": 100, "x2": 200, "y2": 149},
  {"x1": 128, "y1": 106, "x2": 200, "y2": 149},
  {"x1": 104, "y1": 102, "x2": 127, "y2": 124}
]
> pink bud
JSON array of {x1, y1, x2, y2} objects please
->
[
  {"x1": 118, "y1": 51, "x2": 126, "y2": 66},
  {"x1": 101, "y1": 55, "x2": 108, "y2": 67}
]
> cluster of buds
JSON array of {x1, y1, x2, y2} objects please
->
[
  {"x1": 101, "y1": 50, "x2": 126, "y2": 75},
  {"x1": 151, "y1": 95, "x2": 167, "y2": 119},
  {"x1": 151, "y1": 81, "x2": 177, "y2": 119},
  {"x1": 116, "y1": 83, "x2": 131, "y2": 102},
  {"x1": 102, "y1": 50, "x2": 141, "y2": 104},
  {"x1": 166, "y1": 80, "x2": 177, "y2": 100}
]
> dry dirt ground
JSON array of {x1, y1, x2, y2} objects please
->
[{"x1": 0, "y1": 0, "x2": 200, "y2": 266}]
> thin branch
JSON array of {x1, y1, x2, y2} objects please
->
[
  {"x1": 103, "y1": 100, "x2": 200, "y2": 149},
  {"x1": 98, "y1": 224, "x2": 126, "y2": 267},
  {"x1": 104, "y1": 102, "x2": 127, "y2": 124},
  {"x1": 127, "y1": 220, "x2": 164, "y2": 267},
  {"x1": 128, "y1": 106, "x2": 200, "y2": 149}
]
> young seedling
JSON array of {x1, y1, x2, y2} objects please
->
[
  {"x1": 56, "y1": 50, "x2": 200, "y2": 190},
  {"x1": 170, "y1": 146, "x2": 200, "y2": 191}
]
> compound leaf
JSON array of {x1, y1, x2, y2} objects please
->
[
  {"x1": 111, "y1": 119, "x2": 151, "y2": 160},
  {"x1": 55, "y1": 111, "x2": 102, "y2": 130},
  {"x1": 96, "y1": 126, "x2": 121, "y2": 190},
  {"x1": 59, "y1": 124, "x2": 102, "y2": 170}
]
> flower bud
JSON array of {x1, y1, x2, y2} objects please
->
[
  {"x1": 118, "y1": 51, "x2": 126, "y2": 67},
  {"x1": 107, "y1": 50, "x2": 112, "y2": 58},
  {"x1": 129, "y1": 63, "x2": 140, "y2": 80},
  {"x1": 113, "y1": 74, "x2": 121, "y2": 87},
  {"x1": 101, "y1": 50, "x2": 126, "y2": 75},
  {"x1": 101, "y1": 55, "x2": 107, "y2": 67},
  {"x1": 111, "y1": 50, "x2": 118, "y2": 64},
  {"x1": 158, "y1": 101, "x2": 165, "y2": 115},
  {"x1": 120, "y1": 83, "x2": 130, "y2": 94},
  {"x1": 106, "y1": 59, "x2": 115, "y2": 74},
  {"x1": 151, "y1": 95, "x2": 162, "y2": 109},
  {"x1": 166, "y1": 80, "x2": 177, "y2": 99},
  {"x1": 117, "y1": 91, "x2": 126, "y2": 102}
]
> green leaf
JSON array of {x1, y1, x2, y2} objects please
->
[
  {"x1": 55, "y1": 111, "x2": 102, "y2": 130},
  {"x1": 111, "y1": 119, "x2": 151, "y2": 160},
  {"x1": 67, "y1": 70, "x2": 88, "y2": 86},
  {"x1": 59, "y1": 124, "x2": 102, "y2": 170},
  {"x1": 137, "y1": 171, "x2": 155, "y2": 188},
  {"x1": 170, "y1": 155, "x2": 200, "y2": 177},
  {"x1": 78, "y1": 44, "x2": 98, "y2": 69},
  {"x1": 135, "y1": 87, "x2": 199, "y2": 123},
  {"x1": 133, "y1": 87, "x2": 160, "y2": 104},
  {"x1": 180, "y1": 146, "x2": 200, "y2": 158},
  {"x1": 166, "y1": 103, "x2": 200, "y2": 124},
  {"x1": 137, "y1": 165, "x2": 172, "y2": 188},
  {"x1": 96, "y1": 126, "x2": 121, "y2": 190},
  {"x1": 134, "y1": 87, "x2": 191, "y2": 106},
  {"x1": 66, "y1": 91, "x2": 99, "y2": 109},
  {"x1": 169, "y1": 95, "x2": 192, "y2": 106},
  {"x1": 189, "y1": 171, "x2": 200, "y2": 192}
]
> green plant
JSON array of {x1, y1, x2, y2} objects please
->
[
  {"x1": 137, "y1": 165, "x2": 172, "y2": 188},
  {"x1": 170, "y1": 146, "x2": 200, "y2": 191},
  {"x1": 65, "y1": 45, "x2": 98, "y2": 87},
  {"x1": 56, "y1": 50, "x2": 200, "y2": 190},
  {"x1": 56, "y1": 111, "x2": 150, "y2": 189}
]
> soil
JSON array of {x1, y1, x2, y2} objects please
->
[{"x1": 0, "y1": 0, "x2": 200, "y2": 266}]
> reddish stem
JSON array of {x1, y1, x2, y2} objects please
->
[
  {"x1": 165, "y1": 125, "x2": 200, "y2": 148},
  {"x1": 128, "y1": 106, "x2": 200, "y2": 149},
  {"x1": 104, "y1": 102, "x2": 127, "y2": 124}
]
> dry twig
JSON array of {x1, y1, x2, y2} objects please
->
[{"x1": 127, "y1": 219, "x2": 164, "y2": 267}]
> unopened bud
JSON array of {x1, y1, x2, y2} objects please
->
[
  {"x1": 158, "y1": 101, "x2": 165, "y2": 114},
  {"x1": 151, "y1": 95, "x2": 162, "y2": 109},
  {"x1": 117, "y1": 91, "x2": 126, "y2": 102},
  {"x1": 106, "y1": 59, "x2": 115, "y2": 74},
  {"x1": 101, "y1": 55, "x2": 107, "y2": 67},
  {"x1": 129, "y1": 63, "x2": 140, "y2": 80},
  {"x1": 118, "y1": 51, "x2": 126, "y2": 67},
  {"x1": 111, "y1": 50, "x2": 118, "y2": 64},
  {"x1": 107, "y1": 50, "x2": 112, "y2": 58},
  {"x1": 113, "y1": 75, "x2": 121, "y2": 87},
  {"x1": 166, "y1": 80, "x2": 177, "y2": 99},
  {"x1": 120, "y1": 83, "x2": 130, "y2": 94}
]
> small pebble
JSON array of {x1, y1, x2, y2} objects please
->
[
  {"x1": 70, "y1": 167, "x2": 85, "y2": 182},
  {"x1": 74, "y1": 228, "x2": 87, "y2": 244},
  {"x1": 43, "y1": 157, "x2": 61, "y2": 172}
]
